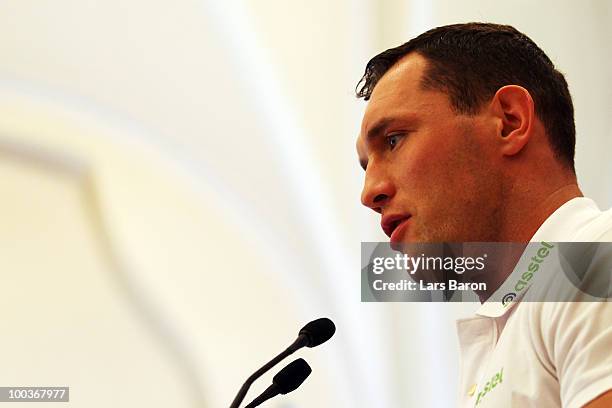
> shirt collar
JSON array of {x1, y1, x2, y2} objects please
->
[{"x1": 476, "y1": 197, "x2": 600, "y2": 318}]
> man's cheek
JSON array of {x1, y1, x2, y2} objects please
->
[{"x1": 401, "y1": 160, "x2": 439, "y2": 190}]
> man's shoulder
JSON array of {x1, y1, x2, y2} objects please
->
[
  {"x1": 597, "y1": 207, "x2": 612, "y2": 240},
  {"x1": 576, "y1": 199, "x2": 612, "y2": 240},
  {"x1": 513, "y1": 299, "x2": 612, "y2": 408}
]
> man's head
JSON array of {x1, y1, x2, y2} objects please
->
[{"x1": 356, "y1": 23, "x2": 578, "y2": 244}]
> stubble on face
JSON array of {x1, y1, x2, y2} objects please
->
[{"x1": 412, "y1": 120, "x2": 505, "y2": 243}]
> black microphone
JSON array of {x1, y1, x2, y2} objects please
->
[
  {"x1": 297, "y1": 317, "x2": 337, "y2": 349},
  {"x1": 229, "y1": 318, "x2": 335, "y2": 408},
  {"x1": 243, "y1": 358, "x2": 312, "y2": 408}
]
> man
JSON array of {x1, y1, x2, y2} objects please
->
[{"x1": 356, "y1": 23, "x2": 612, "y2": 407}]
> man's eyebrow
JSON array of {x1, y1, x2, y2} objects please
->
[
  {"x1": 365, "y1": 117, "x2": 394, "y2": 141},
  {"x1": 364, "y1": 113, "x2": 419, "y2": 141}
]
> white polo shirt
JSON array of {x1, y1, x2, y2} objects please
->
[{"x1": 457, "y1": 197, "x2": 612, "y2": 408}]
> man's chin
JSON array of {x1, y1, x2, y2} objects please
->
[
  {"x1": 391, "y1": 239, "x2": 418, "y2": 251},
  {"x1": 390, "y1": 234, "x2": 433, "y2": 251},
  {"x1": 390, "y1": 240, "x2": 404, "y2": 251}
]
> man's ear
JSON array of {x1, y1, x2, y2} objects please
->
[{"x1": 489, "y1": 85, "x2": 535, "y2": 157}]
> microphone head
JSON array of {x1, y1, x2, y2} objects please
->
[
  {"x1": 273, "y1": 358, "x2": 312, "y2": 394},
  {"x1": 298, "y1": 317, "x2": 336, "y2": 348}
]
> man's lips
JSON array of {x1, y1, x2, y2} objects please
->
[
  {"x1": 390, "y1": 218, "x2": 412, "y2": 244},
  {"x1": 381, "y1": 214, "x2": 412, "y2": 240}
]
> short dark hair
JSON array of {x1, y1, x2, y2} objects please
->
[{"x1": 356, "y1": 22, "x2": 576, "y2": 171}]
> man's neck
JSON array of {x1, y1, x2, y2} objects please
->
[
  {"x1": 471, "y1": 182, "x2": 583, "y2": 303},
  {"x1": 498, "y1": 183, "x2": 583, "y2": 242}
]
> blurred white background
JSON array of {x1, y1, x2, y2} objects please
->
[{"x1": 0, "y1": 0, "x2": 610, "y2": 406}]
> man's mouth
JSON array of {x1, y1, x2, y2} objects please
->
[{"x1": 381, "y1": 214, "x2": 412, "y2": 242}]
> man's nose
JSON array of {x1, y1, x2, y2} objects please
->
[{"x1": 361, "y1": 171, "x2": 395, "y2": 213}]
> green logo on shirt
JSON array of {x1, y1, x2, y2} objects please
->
[
  {"x1": 503, "y1": 241, "x2": 555, "y2": 307},
  {"x1": 514, "y1": 241, "x2": 554, "y2": 292},
  {"x1": 475, "y1": 367, "x2": 503, "y2": 406}
]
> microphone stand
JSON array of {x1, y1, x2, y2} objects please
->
[{"x1": 229, "y1": 335, "x2": 306, "y2": 408}]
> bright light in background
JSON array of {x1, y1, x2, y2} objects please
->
[
  {"x1": 407, "y1": 0, "x2": 434, "y2": 38},
  {"x1": 200, "y1": 0, "x2": 395, "y2": 406}
]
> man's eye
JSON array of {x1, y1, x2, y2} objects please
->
[{"x1": 385, "y1": 133, "x2": 404, "y2": 150}]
